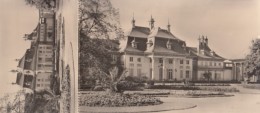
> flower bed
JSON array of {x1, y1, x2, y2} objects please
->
[
  {"x1": 79, "y1": 92, "x2": 163, "y2": 107},
  {"x1": 145, "y1": 85, "x2": 239, "y2": 92},
  {"x1": 197, "y1": 86, "x2": 239, "y2": 92},
  {"x1": 146, "y1": 85, "x2": 200, "y2": 90}
]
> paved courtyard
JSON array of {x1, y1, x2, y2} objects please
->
[{"x1": 161, "y1": 85, "x2": 260, "y2": 113}]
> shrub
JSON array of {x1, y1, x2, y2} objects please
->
[
  {"x1": 117, "y1": 81, "x2": 144, "y2": 91},
  {"x1": 79, "y1": 92, "x2": 163, "y2": 107}
]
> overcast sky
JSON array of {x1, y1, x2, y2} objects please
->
[
  {"x1": 0, "y1": 0, "x2": 38, "y2": 85},
  {"x1": 111, "y1": 0, "x2": 260, "y2": 59}
]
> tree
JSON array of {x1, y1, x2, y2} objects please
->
[
  {"x1": 79, "y1": 0, "x2": 123, "y2": 88},
  {"x1": 245, "y1": 38, "x2": 260, "y2": 81},
  {"x1": 24, "y1": 0, "x2": 55, "y2": 9},
  {"x1": 79, "y1": 0, "x2": 123, "y2": 39},
  {"x1": 107, "y1": 67, "x2": 128, "y2": 93}
]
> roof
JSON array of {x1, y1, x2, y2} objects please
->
[
  {"x1": 148, "y1": 27, "x2": 182, "y2": 41},
  {"x1": 125, "y1": 26, "x2": 150, "y2": 38},
  {"x1": 24, "y1": 49, "x2": 35, "y2": 70},
  {"x1": 145, "y1": 38, "x2": 187, "y2": 55},
  {"x1": 17, "y1": 56, "x2": 25, "y2": 68}
]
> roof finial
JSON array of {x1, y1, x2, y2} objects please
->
[
  {"x1": 149, "y1": 15, "x2": 155, "y2": 29},
  {"x1": 132, "y1": 12, "x2": 135, "y2": 28},
  {"x1": 167, "y1": 18, "x2": 171, "y2": 32}
]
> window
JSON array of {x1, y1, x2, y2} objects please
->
[
  {"x1": 159, "y1": 58, "x2": 163, "y2": 63},
  {"x1": 205, "y1": 61, "x2": 208, "y2": 66},
  {"x1": 48, "y1": 32, "x2": 53, "y2": 37},
  {"x1": 169, "y1": 59, "x2": 173, "y2": 64},
  {"x1": 129, "y1": 68, "x2": 134, "y2": 76},
  {"x1": 186, "y1": 71, "x2": 190, "y2": 78},
  {"x1": 37, "y1": 79, "x2": 41, "y2": 82},
  {"x1": 219, "y1": 62, "x2": 222, "y2": 66},
  {"x1": 137, "y1": 69, "x2": 142, "y2": 76},
  {"x1": 38, "y1": 64, "x2": 42, "y2": 67},
  {"x1": 137, "y1": 58, "x2": 141, "y2": 62},
  {"x1": 186, "y1": 60, "x2": 189, "y2": 64},
  {"x1": 45, "y1": 58, "x2": 52, "y2": 62},
  {"x1": 137, "y1": 64, "x2": 142, "y2": 67},
  {"x1": 130, "y1": 57, "x2": 133, "y2": 62},
  {"x1": 150, "y1": 58, "x2": 152, "y2": 63},
  {"x1": 129, "y1": 63, "x2": 134, "y2": 67},
  {"x1": 180, "y1": 70, "x2": 183, "y2": 78},
  {"x1": 45, "y1": 65, "x2": 52, "y2": 67},
  {"x1": 37, "y1": 84, "x2": 40, "y2": 87},
  {"x1": 167, "y1": 69, "x2": 173, "y2": 79},
  {"x1": 214, "y1": 62, "x2": 217, "y2": 66},
  {"x1": 112, "y1": 55, "x2": 117, "y2": 62},
  {"x1": 180, "y1": 59, "x2": 183, "y2": 64},
  {"x1": 38, "y1": 58, "x2": 42, "y2": 61},
  {"x1": 209, "y1": 62, "x2": 212, "y2": 66},
  {"x1": 46, "y1": 46, "x2": 52, "y2": 49}
]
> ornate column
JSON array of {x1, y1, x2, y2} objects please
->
[
  {"x1": 163, "y1": 57, "x2": 166, "y2": 80},
  {"x1": 151, "y1": 57, "x2": 155, "y2": 80}
]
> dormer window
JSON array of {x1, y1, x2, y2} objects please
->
[
  {"x1": 147, "y1": 40, "x2": 153, "y2": 49},
  {"x1": 210, "y1": 51, "x2": 215, "y2": 56},
  {"x1": 166, "y1": 40, "x2": 172, "y2": 49},
  {"x1": 131, "y1": 38, "x2": 138, "y2": 48},
  {"x1": 182, "y1": 43, "x2": 186, "y2": 50}
]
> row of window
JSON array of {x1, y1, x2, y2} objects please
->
[
  {"x1": 37, "y1": 78, "x2": 50, "y2": 82},
  {"x1": 39, "y1": 46, "x2": 53, "y2": 49},
  {"x1": 36, "y1": 84, "x2": 50, "y2": 88},
  {"x1": 129, "y1": 63, "x2": 142, "y2": 67},
  {"x1": 38, "y1": 64, "x2": 53, "y2": 68},
  {"x1": 129, "y1": 57, "x2": 141, "y2": 62},
  {"x1": 129, "y1": 57, "x2": 190, "y2": 65},
  {"x1": 166, "y1": 69, "x2": 190, "y2": 79},
  {"x1": 199, "y1": 61, "x2": 222, "y2": 67},
  {"x1": 129, "y1": 68, "x2": 190, "y2": 79},
  {"x1": 38, "y1": 57, "x2": 53, "y2": 62}
]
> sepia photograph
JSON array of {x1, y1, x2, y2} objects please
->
[
  {"x1": 78, "y1": 0, "x2": 260, "y2": 113},
  {"x1": 1, "y1": 0, "x2": 260, "y2": 113},
  {"x1": 0, "y1": 0, "x2": 78, "y2": 113}
]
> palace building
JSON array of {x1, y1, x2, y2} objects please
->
[
  {"x1": 16, "y1": 9, "x2": 56, "y2": 91},
  {"x1": 118, "y1": 16, "x2": 245, "y2": 82}
]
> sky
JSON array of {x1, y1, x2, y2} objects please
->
[
  {"x1": 0, "y1": 0, "x2": 38, "y2": 91},
  {"x1": 110, "y1": 0, "x2": 260, "y2": 59}
]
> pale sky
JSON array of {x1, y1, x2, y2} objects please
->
[
  {"x1": 0, "y1": 0, "x2": 38, "y2": 85},
  {"x1": 111, "y1": 0, "x2": 260, "y2": 59}
]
